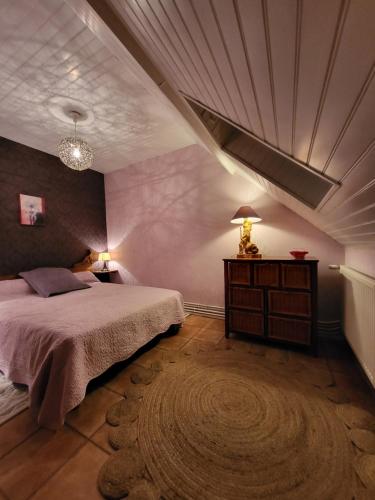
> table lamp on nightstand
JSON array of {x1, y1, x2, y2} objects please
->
[
  {"x1": 231, "y1": 206, "x2": 262, "y2": 258},
  {"x1": 98, "y1": 252, "x2": 111, "y2": 271}
]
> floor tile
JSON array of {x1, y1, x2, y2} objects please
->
[
  {"x1": 319, "y1": 337, "x2": 353, "y2": 359},
  {"x1": 298, "y1": 365, "x2": 334, "y2": 388},
  {"x1": 66, "y1": 387, "x2": 122, "y2": 438},
  {"x1": 105, "y1": 364, "x2": 144, "y2": 396},
  {"x1": 0, "y1": 426, "x2": 85, "y2": 500},
  {"x1": 177, "y1": 324, "x2": 202, "y2": 339},
  {"x1": 181, "y1": 339, "x2": 215, "y2": 356},
  {"x1": 216, "y1": 335, "x2": 252, "y2": 352},
  {"x1": 289, "y1": 349, "x2": 330, "y2": 372},
  {"x1": 135, "y1": 347, "x2": 166, "y2": 369},
  {"x1": 90, "y1": 423, "x2": 114, "y2": 454},
  {"x1": 215, "y1": 337, "x2": 235, "y2": 350},
  {"x1": 264, "y1": 346, "x2": 290, "y2": 364},
  {"x1": 158, "y1": 334, "x2": 189, "y2": 351},
  {"x1": 0, "y1": 409, "x2": 39, "y2": 459},
  {"x1": 326, "y1": 356, "x2": 361, "y2": 376},
  {"x1": 247, "y1": 342, "x2": 267, "y2": 356},
  {"x1": 333, "y1": 372, "x2": 375, "y2": 411},
  {"x1": 184, "y1": 315, "x2": 212, "y2": 327},
  {"x1": 31, "y1": 442, "x2": 108, "y2": 500},
  {"x1": 206, "y1": 318, "x2": 225, "y2": 331},
  {"x1": 194, "y1": 327, "x2": 224, "y2": 344}
]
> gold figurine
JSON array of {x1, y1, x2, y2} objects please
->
[{"x1": 231, "y1": 206, "x2": 262, "y2": 259}]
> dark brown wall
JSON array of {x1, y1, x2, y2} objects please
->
[{"x1": 0, "y1": 137, "x2": 107, "y2": 275}]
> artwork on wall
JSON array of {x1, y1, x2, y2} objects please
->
[{"x1": 19, "y1": 194, "x2": 45, "y2": 226}]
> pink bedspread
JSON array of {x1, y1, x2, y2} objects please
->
[{"x1": 0, "y1": 282, "x2": 184, "y2": 428}]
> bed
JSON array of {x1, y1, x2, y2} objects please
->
[{"x1": 0, "y1": 271, "x2": 184, "y2": 428}]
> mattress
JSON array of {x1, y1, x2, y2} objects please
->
[{"x1": 0, "y1": 279, "x2": 184, "y2": 428}]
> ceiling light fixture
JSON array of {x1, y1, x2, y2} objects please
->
[{"x1": 57, "y1": 111, "x2": 94, "y2": 171}]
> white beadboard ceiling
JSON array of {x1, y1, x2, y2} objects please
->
[
  {"x1": 107, "y1": 0, "x2": 375, "y2": 246},
  {"x1": 0, "y1": 0, "x2": 195, "y2": 173}
]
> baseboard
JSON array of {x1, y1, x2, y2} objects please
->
[
  {"x1": 184, "y1": 302, "x2": 342, "y2": 338},
  {"x1": 317, "y1": 320, "x2": 342, "y2": 338},
  {"x1": 184, "y1": 302, "x2": 225, "y2": 320}
]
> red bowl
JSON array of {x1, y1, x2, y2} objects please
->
[{"x1": 290, "y1": 250, "x2": 309, "y2": 259}]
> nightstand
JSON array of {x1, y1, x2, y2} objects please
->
[{"x1": 93, "y1": 270, "x2": 118, "y2": 283}]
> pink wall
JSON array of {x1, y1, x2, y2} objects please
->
[
  {"x1": 345, "y1": 246, "x2": 375, "y2": 278},
  {"x1": 105, "y1": 144, "x2": 344, "y2": 322}
]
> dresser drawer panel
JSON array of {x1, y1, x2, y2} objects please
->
[
  {"x1": 229, "y1": 310, "x2": 264, "y2": 336},
  {"x1": 268, "y1": 316, "x2": 311, "y2": 345},
  {"x1": 228, "y1": 262, "x2": 250, "y2": 285},
  {"x1": 281, "y1": 264, "x2": 311, "y2": 289},
  {"x1": 254, "y1": 263, "x2": 279, "y2": 287},
  {"x1": 230, "y1": 287, "x2": 263, "y2": 311},
  {"x1": 268, "y1": 290, "x2": 311, "y2": 317}
]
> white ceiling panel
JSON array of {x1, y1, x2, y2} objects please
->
[
  {"x1": 190, "y1": 0, "x2": 251, "y2": 131},
  {"x1": 266, "y1": 0, "x2": 297, "y2": 155},
  {"x1": 323, "y1": 205, "x2": 375, "y2": 233},
  {"x1": 322, "y1": 144, "x2": 375, "y2": 211},
  {"x1": 235, "y1": 0, "x2": 276, "y2": 144},
  {"x1": 208, "y1": 0, "x2": 264, "y2": 137},
  {"x1": 0, "y1": 0, "x2": 195, "y2": 173},
  {"x1": 309, "y1": 0, "x2": 375, "y2": 173},
  {"x1": 323, "y1": 76, "x2": 375, "y2": 180},
  {"x1": 294, "y1": 0, "x2": 342, "y2": 163}
]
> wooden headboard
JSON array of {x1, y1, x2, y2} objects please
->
[
  {"x1": 0, "y1": 250, "x2": 97, "y2": 281},
  {"x1": 71, "y1": 250, "x2": 98, "y2": 272}
]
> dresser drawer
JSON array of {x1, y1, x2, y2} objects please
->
[
  {"x1": 268, "y1": 316, "x2": 311, "y2": 345},
  {"x1": 229, "y1": 262, "x2": 250, "y2": 285},
  {"x1": 229, "y1": 310, "x2": 264, "y2": 336},
  {"x1": 254, "y1": 263, "x2": 279, "y2": 287},
  {"x1": 281, "y1": 264, "x2": 311, "y2": 290},
  {"x1": 230, "y1": 287, "x2": 263, "y2": 311},
  {"x1": 268, "y1": 290, "x2": 311, "y2": 317}
]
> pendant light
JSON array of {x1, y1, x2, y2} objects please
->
[{"x1": 57, "y1": 111, "x2": 94, "y2": 171}]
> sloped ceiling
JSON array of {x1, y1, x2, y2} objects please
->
[
  {"x1": 105, "y1": 0, "x2": 375, "y2": 246},
  {"x1": 0, "y1": 0, "x2": 195, "y2": 173},
  {"x1": 1, "y1": 0, "x2": 374, "y2": 246}
]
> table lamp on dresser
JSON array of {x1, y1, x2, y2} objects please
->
[{"x1": 231, "y1": 206, "x2": 262, "y2": 258}]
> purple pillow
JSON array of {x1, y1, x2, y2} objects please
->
[{"x1": 19, "y1": 268, "x2": 91, "y2": 298}]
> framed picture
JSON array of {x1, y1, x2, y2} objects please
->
[{"x1": 19, "y1": 194, "x2": 45, "y2": 226}]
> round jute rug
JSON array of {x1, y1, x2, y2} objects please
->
[{"x1": 98, "y1": 349, "x2": 373, "y2": 500}]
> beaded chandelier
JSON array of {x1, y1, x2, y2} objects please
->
[{"x1": 57, "y1": 111, "x2": 93, "y2": 171}]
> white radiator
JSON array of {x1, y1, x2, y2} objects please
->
[{"x1": 340, "y1": 265, "x2": 375, "y2": 387}]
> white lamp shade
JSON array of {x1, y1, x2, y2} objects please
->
[
  {"x1": 98, "y1": 252, "x2": 111, "y2": 262},
  {"x1": 231, "y1": 206, "x2": 262, "y2": 224}
]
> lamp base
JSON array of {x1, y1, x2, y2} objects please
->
[{"x1": 236, "y1": 253, "x2": 262, "y2": 259}]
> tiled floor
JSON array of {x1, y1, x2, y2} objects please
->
[{"x1": 0, "y1": 315, "x2": 373, "y2": 500}]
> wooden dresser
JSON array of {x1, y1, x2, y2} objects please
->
[{"x1": 223, "y1": 257, "x2": 318, "y2": 352}]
